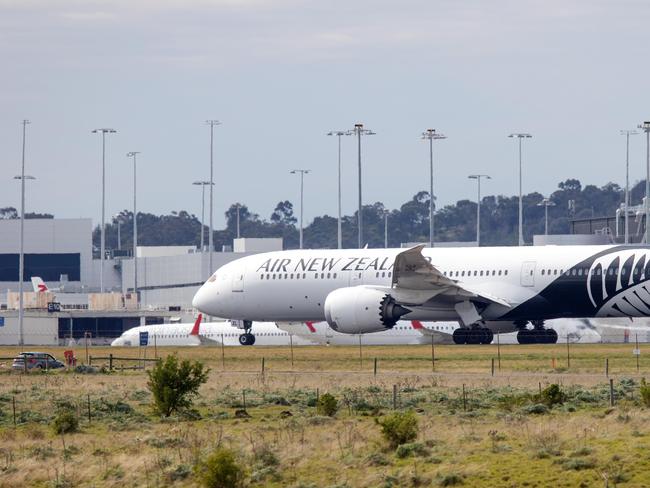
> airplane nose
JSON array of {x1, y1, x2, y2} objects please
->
[{"x1": 192, "y1": 284, "x2": 212, "y2": 313}]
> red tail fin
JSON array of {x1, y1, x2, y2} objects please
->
[
  {"x1": 411, "y1": 320, "x2": 424, "y2": 330},
  {"x1": 305, "y1": 321, "x2": 316, "y2": 333},
  {"x1": 190, "y1": 314, "x2": 203, "y2": 336}
]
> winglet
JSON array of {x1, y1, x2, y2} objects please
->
[
  {"x1": 31, "y1": 277, "x2": 48, "y2": 293},
  {"x1": 190, "y1": 314, "x2": 203, "y2": 336},
  {"x1": 305, "y1": 321, "x2": 316, "y2": 333}
]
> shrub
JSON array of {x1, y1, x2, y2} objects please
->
[
  {"x1": 395, "y1": 442, "x2": 429, "y2": 458},
  {"x1": 147, "y1": 354, "x2": 209, "y2": 417},
  {"x1": 539, "y1": 384, "x2": 565, "y2": 407},
  {"x1": 640, "y1": 379, "x2": 650, "y2": 407},
  {"x1": 438, "y1": 473, "x2": 464, "y2": 486},
  {"x1": 195, "y1": 447, "x2": 245, "y2": 488},
  {"x1": 376, "y1": 411, "x2": 418, "y2": 448},
  {"x1": 522, "y1": 404, "x2": 549, "y2": 415},
  {"x1": 51, "y1": 410, "x2": 78, "y2": 434},
  {"x1": 316, "y1": 393, "x2": 338, "y2": 417}
]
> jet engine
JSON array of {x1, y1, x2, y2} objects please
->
[{"x1": 324, "y1": 286, "x2": 411, "y2": 334}]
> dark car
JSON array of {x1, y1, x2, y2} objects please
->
[{"x1": 12, "y1": 352, "x2": 64, "y2": 371}]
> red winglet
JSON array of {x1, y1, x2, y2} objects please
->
[
  {"x1": 411, "y1": 320, "x2": 424, "y2": 330},
  {"x1": 305, "y1": 321, "x2": 316, "y2": 333},
  {"x1": 190, "y1": 314, "x2": 203, "y2": 336},
  {"x1": 38, "y1": 284, "x2": 48, "y2": 292}
]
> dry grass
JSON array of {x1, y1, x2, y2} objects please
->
[{"x1": 0, "y1": 344, "x2": 648, "y2": 486}]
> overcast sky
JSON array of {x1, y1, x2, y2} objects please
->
[{"x1": 2, "y1": 0, "x2": 650, "y2": 228}]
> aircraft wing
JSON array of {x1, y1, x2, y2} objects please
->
[
  {"x1": 391, "y1": 245, "x2": 511, "y2": 308},
  {"x1": 409, "y1": 320, "x2": 455, "y2": 344},
  {"x1": 197, "y1": 334, "x2": 222, "y2": 346}
]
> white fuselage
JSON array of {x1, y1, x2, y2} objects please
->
[
  {"x1": 278, "y1": 321, "x2": 460, "y2": 345},
  {"x1": 193, "y1": 245, "x2": 650, "y2": 326},
  {"x1": 111, "y1": 321, "x2": 318, "y2": 347}
]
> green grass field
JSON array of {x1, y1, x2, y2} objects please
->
[{"x1": 0, "y1": 343, "x2": 649, "y2": 487}]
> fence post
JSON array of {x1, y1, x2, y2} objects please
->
[
  {"x1": 431, "y1": 335, "x2": 435, "y2": 372},
  {"x1": 605, "y1": 358, "x2": 609, "y2": 377},
  {"x1": 87, "y1": 394, "x2": 91, "y2": 423},
  {"x1": 393, "y1": 384, "x2": 397, "y2": 409},
  {"x1": 261, "y1": 357, "x2": 265, "y2": 375},
  {"x1": 374, "y1": 357, "x2": 377, "y2": 377},
  {"x1": 316, "y1": 388, "x2": 319, "y2": 405},
  {"x1": 290, "y1": 334, "x2": 294, "y2": 368},
  {"x1": 497, "y1": 333, "x2": 501, "y2": 370},
  {"x1": 566, "y1": 335, "x2": 570, "y2": 369},
  {"x1": 89, "y1": 356, "x2": 92, "y2": 367},
  {"x1": 242, "y1": 390, "x2": 247, "y2": 410},
  {"x1": 109, "y1": 353, "x2": 113, "y2": 372},
  {"x1": 12, "y1": 396, "x2": 16, "y2": 426},
  {"x1": 609, "y1": 378, "x2": 615, "y2": 407},
  {"x1": 462, "y1": 384, "x2": 467, "y2": 411},
  {"x1": 491, "y1": 358, "x2": 495, "y2": 377}
]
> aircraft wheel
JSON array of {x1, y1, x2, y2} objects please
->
[
  {"x1": 452, "y1": 328, "x2": 468, "y2": 344},
  {"x1": 517, "y1": 329, "x2": 531, "y2": 344},
  {"x1": 466, "y1": 329, "x2": 483, "y2": 345},
  {"x1": 481, "y1": 328, "x2": 494, "y2": 345},
  {"x1": 545, "y1": 328, "x2": 558, "y2": 344},
  {"x1": 239, "y1": 333, "x2": 255, "y2": 346}
]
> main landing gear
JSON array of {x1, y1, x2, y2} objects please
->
[
  {"x1": 452, "y1": 326, "x2": 494, "y2": 345},
  {"x1": 238, "y1": 320, "x2": 256, "y2": 346},
  {"x1": 516, "y1": 321, "x2": 558, "y2": 344}
]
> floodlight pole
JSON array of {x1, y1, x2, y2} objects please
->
[
  {"x1": 468, "y1": 174, "x2": 491, "y2": 246},
  {"x1": 290, "y1": 170, "x2": 310, "y2": 249},
  {"x1": 509, "y1": 133, "x2": 532, "y2": 246},
  {"x1": 127, "y1": 152, "x2": 140, "y2": 302},
  {"x1": 92, "y1": 128, "x2": 116, "y2": 292},
  {"x1": 16, "y1": 119, "x2": 32, "y2": 347},
  {"x1": 422, "y1": 129, "x2": 446, "y2": 247},
  {"x1": 620, "y1": 130, "x2": 638, "y2": 244},
  {"x1": 346, "y1": 124, "x2": 375, "y2": 249},
  {"x1": 327, "y1": 131, "x2": 346, "y2": 249},
  {"x1": 638, "y1": 122, "x2": 650, "y2": 244},
  {"x1": 193, "y1": 181, "x2": 212, "y2": 252},
  {"x1": 206, "y1": 120, "x2": 221, "y2": 276},
  {"x1": 384, "y1": 210, "x2": 389, "y2": 249},
  {"x1": 537, "y1": 197, "x2": 556, "y2": 235}
]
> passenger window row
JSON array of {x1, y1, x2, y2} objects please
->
[
  {"x1": 259, "y1": 272, "x2": 338, "y2": 280},
  {"x1": 442, "y1": 270, "x2": 509, "y2": 278}
]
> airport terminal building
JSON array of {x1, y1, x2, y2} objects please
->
[{"x1": 0, "y1": 218, "x2": 280, "y2": 345}]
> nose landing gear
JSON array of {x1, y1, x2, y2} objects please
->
[{"x1": 237, "y1": 320, "x2": 256, "y2": 346}]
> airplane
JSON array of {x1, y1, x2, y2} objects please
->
[
  {"x1": 192, "y1": 244, "x2": 650, "y2": 345},
  {"x1": 31, "y1": 277, "x2": 58, "y2": 293},
  {"x1": 110, "y1": 314, "x2": 318, "y2": 347},
  {"x1": 277, "y1": 320, "x2": 459, "y2": 345}
]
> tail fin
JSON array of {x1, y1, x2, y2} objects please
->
[
  {"x1": 31, "y1": 277, "x2": 48, "y2": 293},
  {"x1": 305, "y1": 321, "x2": 316, "y2": 333},
  {"x1": 410, "y1": 320, "x2": 424, "y2": 330},
  {"x1": 190, "y1": 314, "x2": 203, "y2": 336}
]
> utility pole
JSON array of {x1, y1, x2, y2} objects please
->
[
  {"x1": 127, "y1": 152, "x2": 140, "y2": 303},
  {"x1": 91, "y1": 128, "x2": 116, "y2": 292},
  {"x1": 422, "y1": 129, "x2": 446, "y2": 247},
  {"x1": 468, "y1": 174, "x2": 490, "y2": 246},
  {"x1": 290, "y1": 170, "x2": 310, "y2": 249},
  {"x1": 327, "y1": 131, "x2": 346, "y2": 249},
  {"x1": 206, "y1": 120, "x2": 221, "y2": 276},
  {"x1": 346, "y1": 124, "x2": 375, "y2": 248},
  {"x1": 508, "y1": 133, "x2": 532, "y2": 246}
]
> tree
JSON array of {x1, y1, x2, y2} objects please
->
[
  {"x1": 270, "y1": 200, "x2": 297, "y2": 225},
  {"x1": 147, "y1": 354, "x2": 209, "y2": 417}
]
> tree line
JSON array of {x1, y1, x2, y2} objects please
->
[{"x1": 1, "y1": 178, "x2": 639, "y2": 250}]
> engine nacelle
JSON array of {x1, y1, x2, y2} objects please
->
[{"x1": 324, "y1": 286, "x2": 411, "y2": 334}]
